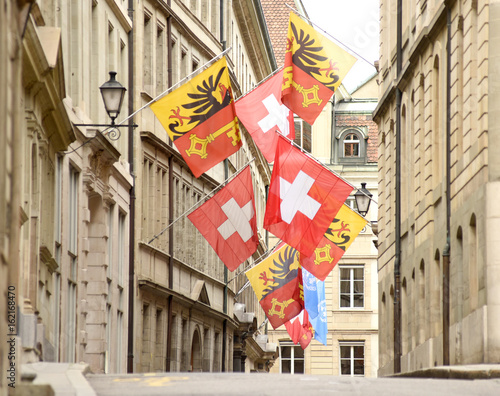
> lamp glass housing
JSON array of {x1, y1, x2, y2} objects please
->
[
  {"x1": 100, "y1": 71, "x2": 126, "y2": 124},
  {"x1": 354, "y1": 183, "x2": 373, "y2": 216}
]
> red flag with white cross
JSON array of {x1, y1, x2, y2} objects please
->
[
  {"x1": 264, "y1": 135, "x2": 353, "y2": 257},
  {"x1": 284, "y1": 310, "x2": 314, "y2": 350},
  {"x1": 235, "y1": 69, "x2": 295, "y2": 163},
  {"x1": 188, "y1": 166, "x2": 258, "y2": 271}
]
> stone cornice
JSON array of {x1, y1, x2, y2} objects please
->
[
  {"x1": 137, "y1": 278, "x2": 238, "y2": 328},
  {"x1": 22, "y1": 20, "x2": 75, "y2": 152},
  {"x1": 373, "y1": 3, "x2": 447, "y2": 122}
]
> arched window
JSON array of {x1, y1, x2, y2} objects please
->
[
  {"x1": 343, "y1": 133, "x2": 360, "y2": 157},
  {"x1": 337, "y1": 129, "x2": 366, "y2": 164}
]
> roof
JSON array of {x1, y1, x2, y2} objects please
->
[
  {"x1": 335, "y1": 99, "x2": 378, "y2": 113},
  {"x1": 260, "y1": 0, "x2": 308, "y2": 68}
]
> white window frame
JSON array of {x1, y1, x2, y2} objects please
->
[
  {"x1": 293, "y1": 116, "x2": 312, "y2": 153},
  {"x1": 279, "y1": 341, "x2": 305, "y2": 374},
  {"x1": 343, "y1": 132, "x2": 360, "y2": 157},
  {"x1": 339, "y1": 265, "x2": 365, "y2": 309},
  {"x1": 339, "y1": 341, "x2": 365, "y2": 376}
]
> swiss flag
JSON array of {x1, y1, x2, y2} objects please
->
[
  {"x1": 284, "y1": 310, "x2": 314, "y2": 350},
  {"x1": 235, "y1": 69, "x2": 294, "y2": 163},
  {"x1": 188, "y1": 166, "x2": 259, "y2": 271},
  {"x1": 264, "y1": 135, "x2": 353, "y2": 257}
]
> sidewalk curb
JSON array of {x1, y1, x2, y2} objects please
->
[
  {"x1": 391, "y1": 365, "x2": 500, "y2": 380},
  {"x1": 22, "y1": 362, "x2": 97, "y2": 396}
]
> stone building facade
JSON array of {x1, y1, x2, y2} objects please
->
[
  {"x1": 0, "y1": 1, "x2": 34, "y2": 394},
  {"x1": 1, "y1": 0, "x2": 133, "y2": 376},
  {"x1": 0, "y1": 0, "x2": 279, "y2": 379},
  {"x1": 131, "y1": 0, "x2": 276, "y2": 373},
  {"x1": 375, "y1": 0, "x2": 500, "y2": 375}
]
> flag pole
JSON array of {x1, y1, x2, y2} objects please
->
[
  {"x1": 284, "y1": 3, "x2": 375, "y2": 69},
  {"x1": 235, "y1": 66, "x2": 284, "y2": 102},
  {"x1": 227, "y1": 239, "x2": 284, "y2": 285},
  {"x1": 65, "y1": 48, "x2": 232, "y2": 154},
  {"x1": 147, "y1": 157, "x2": 255, "y2": 244}
]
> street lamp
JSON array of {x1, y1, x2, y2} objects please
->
[
  {"x1": 73, "y1": 71, "x2": 134, "y2": 135},
  {"x1": 354, "y1": 183, "x2": 373, "y2": 217},
  {"x1": 99, "y1": 71, "x2": 127, "y2": 126}
]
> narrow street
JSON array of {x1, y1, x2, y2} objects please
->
[{"x1": 86, "y1": 372, "x2": 500, "y2": 396}]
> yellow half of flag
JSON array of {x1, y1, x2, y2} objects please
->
[
  {"x1": 246, "y1": 244, "x2": 300, "y2": 301},
  {"x1": 284, "y1": 12, "x2": 357, "y2": 93},
  {"x1": 323, "y1": 204, "x2": 368, "y2": 252},
  {"x1": 150, "y1": 57, "x2": 234, "y2": 142}
]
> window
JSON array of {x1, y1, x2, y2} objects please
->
[
  {"x1": 143, "y1": 12, "x2": 153, "y2": 92},
  {"x1": 294, "y1": 117, "x2": 312, "y2": 152},
  {"x1": 156, "y1": 25, "x2": 165, "y2": 94},
  {"x1": 107, "y1": 205, "x2": 114, "y2": 279},
  {"x1": 67, "y1": 165, "x2": 79, "y2": 362},
  {"x1": 105, "y1": 303, "x2": 112, "y2": 373},
  {"x1": 343, "y1": 133, "x2": 360, "y2": 157},
  {"x1": 337, "y1": 129, "x2": 366, "y2": 164},
  {"x1": 118, "y1": 212, "x2": 126, "y2": 286},
  {"x1": 339, "y1": 341, "x2": 364, "y2": 376},
  {"x1": 116, "y1": 310, "x2": 124, "y2": 372},
  {"x1": 279, "y1": 342, "x2": 304, "y2": 374},
  {"x1": 340, "y1": 265, "x2": 364, "y2": 308}
]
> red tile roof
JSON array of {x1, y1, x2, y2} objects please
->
[{"x1": 261, "y1": 0, "x2": 305, "y2": 68}]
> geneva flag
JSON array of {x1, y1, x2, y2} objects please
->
[
  {"x1": 246, "y1": 244, "x2": 303, "y2": 329},
  {"x1": 150, "y1": 57, "x2": 241, "y2": 178},
  {"x1": 264, "y1": 135, "x2": 353, "y2": 257},
  {"x1": 187, "y1": 166, "x2": 258, "y2": 271},
  {"x1": 300, "y1": 204, "x2": 368, "y2": 281},
  {"x1": 235, "y1": 69, "x2": 294, "y2": 163},
  {"x1": 300, "y1": 205, "x2": 368, "y2": 281},
  {"x1": 282, "y1": 12, "x2": 357, "y2": 125}
]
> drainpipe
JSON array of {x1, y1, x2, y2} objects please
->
[
  {"x1": 220, "y1": 0, "x2": 229, "y2": 373},
  {"x1": 394, "y1": 0, "x2": 403, "y2": 374},
  {"x1": 442, "y1": 4, "x2": 452, "y2": 366},
  {"x1": 127, "y1": 0, "x2": 135, "y2": 374},
  {"x1": 330, "y1": 95, "x2": 336, "y2": 164},
  {"x1": 166, "y1": 0, "x2": 174, "y2": 372},
  {"x1": 222, "y1": 155, "x2": 228, "y2": 372}
]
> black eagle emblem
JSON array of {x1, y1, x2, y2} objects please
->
[
  {"x1": 289, "y1": 21, "x2": 340, "y2": 90},
  {"x1": 261, "y1": 246, "x2": 299, "y2": 298},
  {"x1": 168, "y1": 66, "x2": 233, "y2": 139}
]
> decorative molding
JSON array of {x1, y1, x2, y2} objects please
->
[{"x1": 39, "y1": 245, "x2": 58, "y2": 274}]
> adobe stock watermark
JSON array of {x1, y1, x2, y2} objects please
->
[{"x1": 6, "y1": 285, "x2": 17, "y2": 388}]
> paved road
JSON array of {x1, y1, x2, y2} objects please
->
[{"x1": 87, "y1": 372, "x2": 500, "y2": 396}]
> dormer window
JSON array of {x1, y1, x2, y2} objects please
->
[{"x1": 337, "y1": 128, "x2": 367, "y2": 164}]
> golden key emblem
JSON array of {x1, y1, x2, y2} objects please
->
[{"x1": 185, "y1": 120, "x2": 240, "y2": 159}]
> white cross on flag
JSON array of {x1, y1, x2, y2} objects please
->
[
  {"x1": 264, "y1": 135, "x2": 353, "y2": 257},
  {"x1": 235, "y1": 69, "x2": 295, "y2": 163},
  {"x1": 188, "y1": 166, "x2": 259, "y2": 271}
]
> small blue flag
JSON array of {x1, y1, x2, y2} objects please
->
[{"x1": 302, "y1": 267, "x2": 328, "y2": 345}]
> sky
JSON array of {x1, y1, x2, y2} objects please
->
[{"x1": 300, "y1": 0, "x2": 379, "y2": 92}]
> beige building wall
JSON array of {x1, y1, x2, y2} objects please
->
[
  {"x1": 375, "y1": 0, "x2": 500, "y2": 375},
  {"x1": 0, "y1": 0, "x2": 134, "y2": 375},
  {"x1": 0, "y1": 1, "x2": 31, "y2": 393}
]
